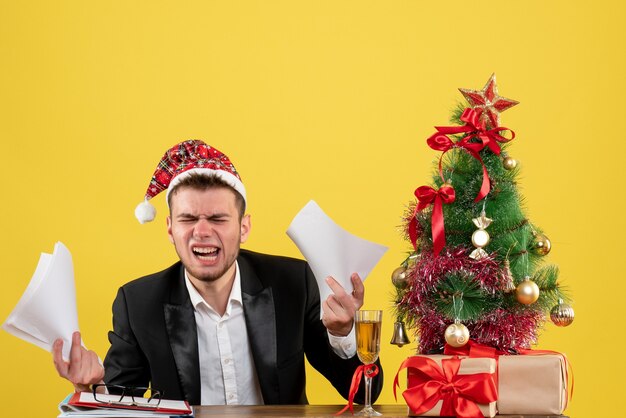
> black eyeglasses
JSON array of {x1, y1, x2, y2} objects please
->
[{"x1": 92, "y1": 384, "x2": 162, "y2": 408}]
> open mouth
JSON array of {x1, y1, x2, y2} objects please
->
[{"x1": 192, "y1": 246, "x2": 219, "y2": 261}]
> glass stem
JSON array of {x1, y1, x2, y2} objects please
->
[{"x1": 364, "y1": 372, "x2": 372, "y2": 409}]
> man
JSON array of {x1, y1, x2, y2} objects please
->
[{"x1": 52, "y1": 140, "x2": 383, "y2": 405}]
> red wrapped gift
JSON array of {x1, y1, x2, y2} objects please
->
[
  {"x1": 394, "y1": 355, "x2": 498, "y2": 417},
  {"x1": 497, "y1": 354, "x2": 568, "y2": 415}
]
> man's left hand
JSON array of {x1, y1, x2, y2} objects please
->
[{"x1": 322, "y1": 273, "x2": 364, "y2": 337}]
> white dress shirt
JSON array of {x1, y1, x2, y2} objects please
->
[{"x1": 184, "y1": 262, "x2": 356, "y2": 405}]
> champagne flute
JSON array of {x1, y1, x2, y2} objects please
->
[{"x1": 355, "y1": 310, "x2": 382, "y2": 416}]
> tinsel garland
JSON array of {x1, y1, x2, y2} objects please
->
[
  {"x1": 398, "y1": 245, "x2": 544, "y2": 353},
  {"x1": 414, "y1": 307, "x2": 544, "y2": 353},
  {"x1": 407, "y1": 246, "x2": 503, "y2": 294}
]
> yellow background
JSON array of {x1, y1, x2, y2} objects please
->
[{"x1": 1, "y1": 1, "x2": 624, "y2": 416}]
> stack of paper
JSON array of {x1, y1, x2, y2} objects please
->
[
  {"x1": 58, "y1": 393, "x2": 193, "y2": 418},
  {"x1": 2, "y1": 241, "x2": 81, "y2": 360},
  {"x1": 287, "y1": 200, "x2": 388, "y2": 317}
]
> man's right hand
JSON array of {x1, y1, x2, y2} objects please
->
[{"x1": 53, "y1": 331, "x2": 105, "y2": 392}]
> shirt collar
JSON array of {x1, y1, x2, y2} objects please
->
[{"x1": 184, "y1": 262, "x2": 243, "y2": 317}]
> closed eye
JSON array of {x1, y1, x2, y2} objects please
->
[
  {"x1": 175, "y1": 213, "x2": 231, "y2": 223},
  {"x1": 209, "y1": 216, "x2": 229, "y2": 223}
]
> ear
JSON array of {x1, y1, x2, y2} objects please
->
[
  {"x1": 167, "y1": 215, "x2": 174, "y2": 244},
  {"x1": 240, "y1": 214, "x2": 251, "y2": 243}
]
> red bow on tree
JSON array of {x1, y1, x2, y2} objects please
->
[
  {"x1": 463, "y1": 110, "x2": 515, "y2": 156},
  {"x1": 393, "y1": 356, "x2": 498, "y2": 418},
  {"x1": 409, "y1": 184, "x2": 455, "y2": 256},
  {"x1": 436, "y1": 108, "x2": 515, "y2": 154},
  {"x1": 426, "y1": 108, "x2": 515, "y2": 202}
]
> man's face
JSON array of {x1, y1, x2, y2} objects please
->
[{"x1": 167, "y1": 186, "x2": 250, "y2": 283}]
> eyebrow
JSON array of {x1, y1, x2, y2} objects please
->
[{"x1": 176, "y1": 212, "x2": 231, "y2": 220}]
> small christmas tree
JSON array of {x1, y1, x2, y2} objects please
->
[{"x1": 392, "y1": 74, "x2": 574, "y2": 354}]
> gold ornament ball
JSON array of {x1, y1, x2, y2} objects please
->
[
  {"x1": 391, "y1": 266, "x2": 408, "y2": 289},
  {"x1": 444, "y1": 323, "x2": 470, "y2": 348},
  {"x1": 503, "y1": 156, "x2": 518, "y2": 170},
  {"x1": 550, "y1": 302, "x2": 575, "y2": 327},
  {"x1": 516, "y1": 279, "x2": 540, "y2": 305},
  {"x1": 533, "y1": 234, "x2": 552, "y2": 256}
]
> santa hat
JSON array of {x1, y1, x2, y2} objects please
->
[{"x1": 135, "y1": 140, "x2": 246, "y2": 223}]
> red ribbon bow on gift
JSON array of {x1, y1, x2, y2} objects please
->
[
  {"x1": 394, "y1": 356, "x2": 497, "y2": 418},
  {"x1": 426, "y1": 108, "x2": 515, "y2": 202},
  {"x1": 409, "y1": 184, "x2": 455, "y2": 256},
  {"x1": 444, "y1": 340, "x2": 574, "y2": 409},
  {"x1": 335, "y1": 364, "x2": 379, "y2": 415}
]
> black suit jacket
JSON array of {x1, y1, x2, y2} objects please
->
[{"x1": 103, "y1": 249, "x2": 383, "y2": 405}]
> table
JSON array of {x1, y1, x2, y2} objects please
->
[{"x1": 192, "y1": 404, "x2": 568, "y2": 417}]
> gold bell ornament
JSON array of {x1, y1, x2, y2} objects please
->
[
  {"x1": 390, "y1": 321, "x2": 411, "y2": 347},
  {"x1": 516, "y1": 276, "x2": 540, "y2": 305},
  {"x1": 550, "y1": 299, "x2": 575, "y2": 327}
]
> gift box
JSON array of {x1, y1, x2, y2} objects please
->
[
  {"x1": 442, "y1": 341, "x2": 571, "y2": 415},
  {"x1": 497, "y1": 354, "x2": 568, "y2": 415},
  {"x1": 395, "y1": 355, "x2": 498, "y2": 417}
]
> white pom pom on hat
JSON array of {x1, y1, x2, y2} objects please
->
[
  {"x1": 135, "y1": 140, "x2": 246, "y2": 223},
  {"x1": 135, "y1": 199, "x2": 157, "y2": 224}
]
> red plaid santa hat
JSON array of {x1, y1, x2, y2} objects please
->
[{"x1": 135, "y1": 140, "x2": 246, "y2": 223}]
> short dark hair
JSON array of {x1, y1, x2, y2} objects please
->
[{"x1": 167, "y1": 173, "x2": 246, "y2": 219}]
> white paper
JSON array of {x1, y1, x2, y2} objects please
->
[
  {"x1": 58, "y1": 393, "x2": 191, "y2": 417},
  {"x1": 76, "y1": 392, "x2": 189, "y2": 414},
  {"x1": 2, "y1": 242, "x2": 81, "y2": 360},
  {"x1": 287, "y1": 200, "x2": 388, "y2": 318}
]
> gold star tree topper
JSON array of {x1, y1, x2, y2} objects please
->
[{"x1": 459, "y1": 73, "x2": 519, "y2": 128}]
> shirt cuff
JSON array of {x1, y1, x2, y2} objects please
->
[{"x1": 327, "y1": 325, "x2": 357, "y2": 359}]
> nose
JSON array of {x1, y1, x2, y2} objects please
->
[{"x1": 193, "y1": 218, "x2": 213, "y2": 238}]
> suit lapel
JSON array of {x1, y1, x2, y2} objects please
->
[
  {"x1": 164, "y1": 267, "x2": 201, "y2": 405},
  {"x1": 239, "y1": 256, "x2": 279, "y2": 404}
]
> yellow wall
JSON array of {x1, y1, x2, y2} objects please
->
[{"x1": 1, "y1": 1, "x2": 623, "y2": 416}]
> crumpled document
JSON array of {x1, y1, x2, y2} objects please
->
[
  {"x1": 2, "y1": 242, "x2": 82, "y2": 360},
  {"x1": 287, "y1": 200, "x2": 388, "y2": 318}
]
